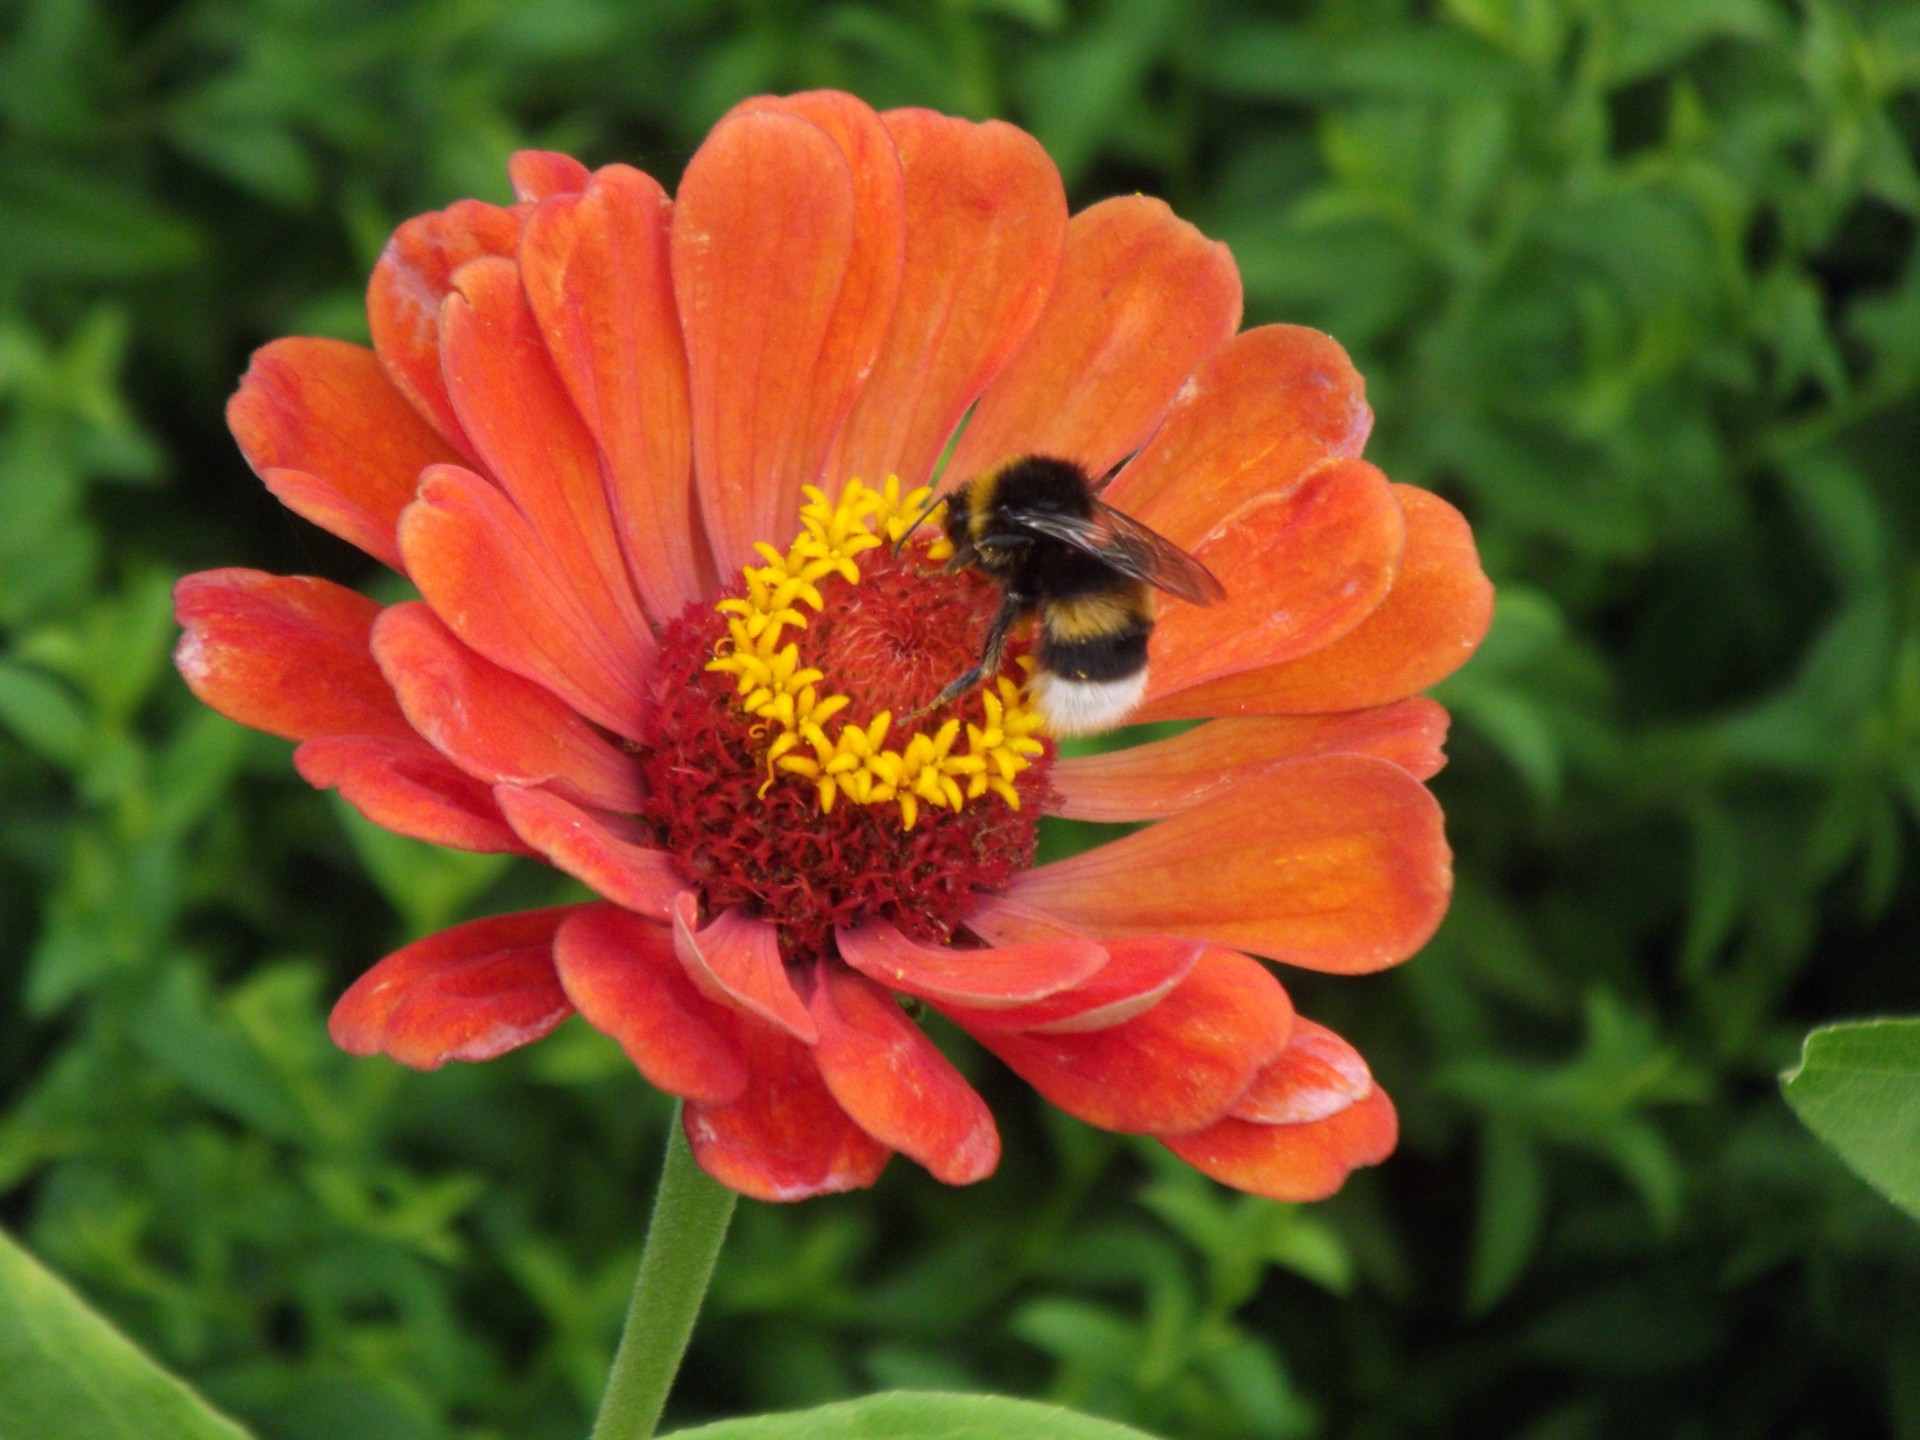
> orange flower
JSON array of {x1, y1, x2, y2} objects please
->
[{"x1": 175, "y1": 93, "x2": 1490, "y2": 1202}]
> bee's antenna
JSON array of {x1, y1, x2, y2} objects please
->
[{"x1": 891, "y1": 488, "x2": 946, "y2": 557}]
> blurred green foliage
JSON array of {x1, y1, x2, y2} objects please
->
[{"x1": 3, "y1": 0, "x2": 1919, "y2": 1437}]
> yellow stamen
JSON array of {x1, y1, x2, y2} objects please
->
[{"x1": 705, "y1": 477, "x2": 1042, "y2": 828}]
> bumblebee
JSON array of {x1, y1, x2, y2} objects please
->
[{"x1": 905, "y1": 455, "x2": 1226, "y2": 736}]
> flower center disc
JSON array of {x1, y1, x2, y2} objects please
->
[{"x1": 638, "y1": 481, "x2": 1054, "y2": 964}]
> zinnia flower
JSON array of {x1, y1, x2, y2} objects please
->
[{"x1": 175, "y1": 93, "x2": 1491, "y2": 1203}]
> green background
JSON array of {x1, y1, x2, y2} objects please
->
[{"x1": 5, "y1": 0, "x2": 1920, "y2": 1436}]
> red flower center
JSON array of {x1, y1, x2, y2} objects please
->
[{"x1": 635, "y1": 482, "x2": 1054, "y2": 965}]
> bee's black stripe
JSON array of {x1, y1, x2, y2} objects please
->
[{"x1": 1038, "y1": 616, "x2": 1151, "y2": 684}]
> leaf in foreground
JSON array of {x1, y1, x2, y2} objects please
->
[
  {"x1": 666, "y1": 1391, "x2": 1163, "y2": 1439},
  {"x1": 1782, "y1": 1018, "x2": 1920, "y2": 1223}
]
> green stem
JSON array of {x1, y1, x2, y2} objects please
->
[{"x1": 591, "y1": 1105, "x2": 738, "y2": 1440}]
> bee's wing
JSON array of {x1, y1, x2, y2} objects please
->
[{"x1": 1014, "y1": 503, "x2": 1227, "y2": 606}]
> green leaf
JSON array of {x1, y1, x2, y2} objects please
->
[
  {"x1": 664, "y1": 1391, "x2": 1163, "y2": 1438},
  {"x1": 0, "y1": 1227, "x2": 254, "y2": 1439},
  {"x1": 1782, "y1": 1019, "x2": 1920, "y2": 1223}
]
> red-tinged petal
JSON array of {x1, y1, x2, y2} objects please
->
[
  {"x1": 962, "y1": 894, "x2": 1099, "y2": 947},
  {"x1": 829, "y1": 109, "x2": 1067, "y2": 491},
  {"x1": 836, "y1": 919, "x2": 1106, "y2": 1009},
  {"x1": 1165, "y1": 1086, "x2": 1398, "y2": 1202},
  {"x1": 683, "y1": 1020, "x2": 891, "y2": 1202},
  {"x1": 553, "y1": 905, "x2": 747, "y2": 1105},
  {"x1": 1141, "y1": 486, "x2": 1494, "y2": 721},
  {"x1": 173, "y1": 569, "x2": 411, "y2": 743},
  {"x1": 508, "y1": 149, "x2": 590, "y2": 201},
  {"x1": 228, "y1": 339, "x2": 462, "y2": 571},
  {"x1": 1102, "y1": 325, "x2": 1372, "y2": 545},
  {"x1": 1147, "y1": 459, "x2": 1405, "y2": 698},
  {"x1": 674, "y1": 109, "x2": 877, "y2": 574},
  {"x1": 399, "y1": 465, "x2": 651, "y2": 739},
  {"x1": 373, "y1": 602, "x2": 644, "y2": 812},
  {"x1": 367, "y1": 199, "x2": 521, "y2": 459},
  {"x1": 946, "y1": 195, "x2": 1241, "y2": 483},
  {"x1": 671, "y1": 893, "x2": 818, "y2": 1043},
  {"x1": 294, "y1": 735, "x2": 529, "y2": 853},
  {"x1": 1229, "y1": 1018, "x2": 1374, "y2": 1125},
  {"x1": 441, "y1": 255, "x2": 654, "y2": 664},
  {"x1": 810, "y1": 967, "x2": 999, "y2": 1185},
  {"x1": 330, "y1": 906, "x2": 578, "y2": 1069},
  {"x1": 495, "y1": 785, "x2": 681, "y2": 918},
  {"x1": 1012, "y1": 754, "x2": 1451, "y2": 974},
  {"x1": 940, "y1": 934, "x2": 1204, "y2": 1035},
  {"x1": 521, "y1": 167, "x2": 707, "y2": 621},
  {"x1": 1049, "y1": 700, "x2": 1449, "y2": 822},
  {"x1": 966, "y1": 947, "x2": 1291, "y2": 1136}
]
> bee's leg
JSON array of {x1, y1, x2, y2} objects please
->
[{"x1": 913, "y1": 591, "x2": 1022, "y2": 718}]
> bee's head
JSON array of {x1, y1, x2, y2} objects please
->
[{"x1": 943, "y1": 482, "x2": 975, "y2": 553}]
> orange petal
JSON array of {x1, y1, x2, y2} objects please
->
[
  {"x1": 399, "y1": 465, "x2": 651, "y2": 739},
  {"x1": 671, "y1": 893, "x2": 818, "y2": 1043},
  {"x1": 961, "y1": 894, "x2": 1099, "y2": 947},
  {"x1": 508, "y1": 149, "x2": 590, "y2": 201},
  {"x1": 1147, "y1": 459, "x2": 1405, "y2": 697},
  {"x1": 372, "y1": 602, "x2": 644, "y2": 812},
  {"x1": 1228, "y1": 1017, "x2": 1374, "y2": 1125},
  {"x1": 836, "y1": 920, "x2": 1107, "y2": 1008},
  {"x1": 946, "y1": 195, "x2": 1241, "y2": 483},
  {"x1": 1048, "y1": 699, "x2": 1449, "y2": 822},
  {"x1": 683, "y1": 1020, "x2": 891, "y2": 1201},
  {"x1": 673, "y1": 108, "x2": 890, "y2": 573},
  {"x1": 367, "y1": 199, "x2": 521, "y2": 460},
  {"x1": 521, "y1": 166, "x2": 707, "y2": 621},
  {"x1": 1102, "y1": 325, "x2": 1372, "y2": 546},
  {"x1": 294, "y1": 736, "x2": 528, "y2": 853},
  {"x1": 553, "y1": 905, "x2": 747, "y2": 1105},
  {"x1": 330, "y1": 906, "x2": 580, "y2": 1069},
  {"x1": 1141, "y1": 486, "x2": 1494, "y2": 721},
  {"x1": 495, "y1": 786, "x2": 681, "y2": 919},
  {"x1": 1012, "y1": 754, "x2": 1451, "y2": 974},
  {"x1": 173, "y1": 569, "x2": 411, "y2": 743},
  {"x1": 1164, "y1": 1085, "x2": 1398, "y2": 1202},
  {"x1": 441, "y1": 255, "x2": 653, "y2": 665},
  {"x1": 809, "y1": 967, "x2": 999, "y2": 1185},
  {"x1": 228, "y1": 339, "x2": 462, "y2": 571},
  {"x1": 828, "y1": 108, "x2": 1066, "y2": 491},
  {"x1": 967, "y1": 946, "x2": 1291, "y2": 1136},
  {"x1": 938, "y1": 934, "x2": 1205, "y2": 1036}
]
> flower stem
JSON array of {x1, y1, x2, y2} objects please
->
[{"x1": 591, "y1": 1105, "x2": 738, "y2": 1440}]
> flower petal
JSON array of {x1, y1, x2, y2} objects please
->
[
  {"x1": 1012, "y1": 754, "x2": 1451, "y2": 974},
  {"x1": 809, "y1": 967, "x2": 999, "y2": 1185},
  {"x1": 836, "y1": 919, "x2": 1107, "y2": 1009},
  {"x1": 1048, "y1": 699, "x2": 1449, "y2": 822},
  {"x1": 367, "y1": 199, "x2": 521, "y2": 460},
  {"x1": 399, "y1": 464, "x2": 651, "y2": 739},
  {"x1": 939, "y1": 933, "x2": 1205, "y2": 1035},
  {"x1": 294, "y1": 736, "x2": 528, "y2": 852},
  {"x1": 329, "y1": 906, "x2": 579, "y2": 1069},
  {"x1": 947, "y1": 195, "x2": 1240, "y2": 483},
  {"x1": 521, "y1": 165, "x2": 707, "y2": 621},
  {"x1": 671, "y1": 893, "x2": 818, "y2": 1043},
  {"x1": 829, "y1": 108, "x2": 1067, "y2": 491},
  {"x1": 683, "y1": 1020, "x2": 891, "y2": 1202},
  {"x1": 508, "y1": 149, "x2": 590, "y2": 201},
  {"x1": 553, "y1": 904, "x2": 747, "y2": 1105},
  {"x1": 673, "y1": 107, "x2": 897, "y2": 574},
  {"x1": 372, "y1": 602, "x2": 644, "y2": 812},
  {"x1": 495, "y1": 786, "x2": 681, "y2": 919},
  {"x1": 964, "y1": 946, "x2": 1291, "y2": 1136},
  {"x1": 1163, "y1": 1086, "x2": 1398, "y2": 1202},
  {"x1": 173, "y1": 570, "x2": 411, "y2": 742},
  {"x1": 228, "y1": 339, "x2": 462, "y2": 571},
  {"x1": 441, "y1": 255, "x2": 654, "y2": 665},
  {"x1": 1141, "y1": 485, "x2": 1493, "y2": 721},
  {"x1": 1146, "y1": 459, "x2": 1405, "y2": 698},
  {"x1": 1101, "y1": 325, "x2": 1372, "y2": 545},
  {"x1": 1228, "y1": 1017, "x2": 1374, "y2": 1125}
]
